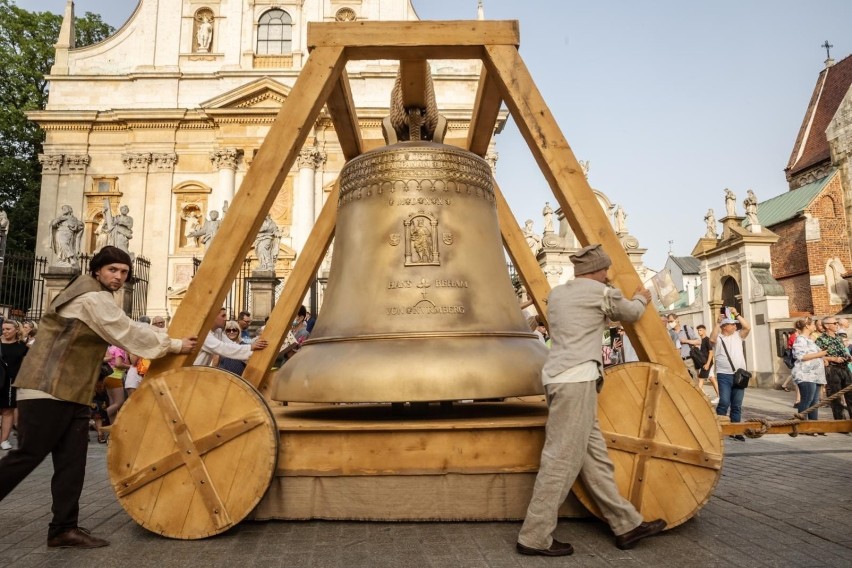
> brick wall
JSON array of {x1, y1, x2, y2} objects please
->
[{"x1": 769, "y1": 174, "x2": 852, "y2": 315}]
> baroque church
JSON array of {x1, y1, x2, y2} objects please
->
[{"x1": 30, "y1": 0, "x2": 492, "y2": 317}]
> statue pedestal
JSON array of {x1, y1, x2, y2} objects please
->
[
  {"x1": 114, "y1": 280, "x2": 135, "y2": 316},
  {"x1": 248, "y1": 271, "x2": 280, "y2": 321},
  {"x1": 42, "y1": 267, "x2": 80, "y2": 308}
]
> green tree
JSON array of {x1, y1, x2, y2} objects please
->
[{"x1": 0, "y1": 0, "x2": 113, "y2": 252}]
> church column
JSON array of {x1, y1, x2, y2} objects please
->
[
  {"x1": 210, "y1": 148, "x2": 242, "y2": 212},
  {"x1": 293, "y1": 147, "x2": 326, "y2": 253},
  {"x1": 36, "y1": 154, "x2": 64, "y2": 259},
  {"x1": 739, "y1": 257, "x2": 759, "y2": 370},
  {"x1": 144, "y1": 153, "x2": 178, "y2": 316},
  {"x1": 121, "y1": 153, "x2": 152, "y2": 257}
]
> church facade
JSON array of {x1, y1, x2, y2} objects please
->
[{"x1": 30, "y1": 0, "x2": 490, "y2": 317}]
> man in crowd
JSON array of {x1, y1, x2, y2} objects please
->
[
  {"x1": 710, "y1": 310, "x2": 751, "y2": 441},
  {"x1": 517, "y1": 244, "x2": 666, "y2": 557},
  {"x1": 815, "y1": 317, "x2": 852, "y2": 420},
  {"x1": 194, "y1": 308, "x2": 268, "y2": 366},
  {"x1": 0, "y1": 246, "x2": 198, "y2": 548},
  {"x1": 667, "y1": 313, "x2": 701, "y2": 384},
  {"x1": 237, "y1": 310, "x2": 253, "y2": 343}
]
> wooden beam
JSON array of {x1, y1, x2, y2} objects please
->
[
  {"x1": 399, "y1": 59, "x2": 428, "y2": 109},
  {"x1": 325, "y1": 69, "x2": 363, "y2": 161},
  {"x1": 467, "y1": 67, "x2": 503, "y2": 156},
  {"x1": 242, "y1": 181, "x2": 340, "y2": 391},
  {"x1": 482, "y1": 44, "x2": 683, "y2": 373},
  {"x1": 146, "y1": 46, "x2": 347, "y2": 377},
  {"x1": 308, "y1": 21, "x2": 520, "y2": 51},
  {"x1": 722, "y1": 419, "x2": 852, "y2": 436},
  {"x1": 494, "y1": 182, "x2": 550, "y2": 328}
]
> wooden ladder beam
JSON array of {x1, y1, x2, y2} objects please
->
[
  {"x1": 467, "y1": 67, "x2": 503, "y2": 156},
  {"x1": 147, "y1": 46, "x2": 347, "y2": 377},
  {"x1": 482, "y1": 43, "x2": 684, "y2": 372},
  {"x1": 326, "y1": 69, "x2": 363, "y2": 161}
]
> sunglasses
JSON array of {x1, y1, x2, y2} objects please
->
[{"x1": 225, "y1": 328, "x2": 240, "y2": 332}]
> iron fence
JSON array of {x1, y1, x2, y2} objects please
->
[
  {"x1": 0, "y1": 252, "x2": 48, "y2": 320},
  {"x1": 192, "y1": 256, "x2": 253, "y2": 318}
]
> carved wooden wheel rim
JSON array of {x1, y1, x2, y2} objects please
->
[
  {"x1": 107, "y1": 367, "x2": 279, "y2": 539},
  {"x1": 573, "y1": 362, "x2": 723, "y2": 529}
]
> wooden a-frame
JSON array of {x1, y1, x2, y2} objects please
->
[{"x1": 148, "y1": 20, "x2": 686, "y2": 390}]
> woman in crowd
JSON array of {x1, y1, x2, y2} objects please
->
[
  {"x1": 0, "y1": 320, "x2": 29, "y2": 450},
  {"x1": 103, "y1": 344, "x2": 129, "y2": 424},
  {"x1": 791, "y1": 317, "x2": 827, "y2": 422},
  {"x1": 218, "y1": 320, "x2": 247, "y2": 375},
  {"x1": 21, "y1": 321, "x2": 37, "y2": 347}
]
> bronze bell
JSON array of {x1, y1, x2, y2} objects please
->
[{"x1": 272, "y1": 140, "x2": 547, "y2": 403}]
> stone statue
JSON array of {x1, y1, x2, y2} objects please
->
[
  {"x1": 523, "y1": 219, "x2": 541, "y2": 254},
  {"x1": 704, "y1": 208, "x2": 717, "y2": 239},
  {"x1": 578, "y1": 160, "x2": 591, "y2": 179},
  {"x1": 196, "y1": 15, "x2": 213, "y2": 52},
  {"x1": 49, "y1": 205, "x2": 84, "y2": 269},
  {"x1": 724, "y1": 188, "x2": 737, "y2": 217},
  {"x1": 613, "y1": 205, "x2": 627, "y2": 234},
  {"x1": 743, "y1": 189, "x2": 759, "y2": 226},
  {"x1": 94, "y1": 217, "x2": 110, "y2": 253},
  {"x1": 254, "y1": 215, "x2": 281, "y2": 271},
  {"x1": 827, "y1": 258, "x2": 851, "y2": 304},
  {"x1": 542, "y1": 202, "x2": 554, "y2": 233},
  {"x1": 188, "y1": 210, "x2": 222, "y2": 251},
  {"x1": 0, "y1": 210, "x2": 8, "y2": 233},
  {"x1": 182, "y1": 209, "x2": 201, "y2": 248},
  {"x1": 104, "y1": 201, "x2": 133, "y2": 254}
]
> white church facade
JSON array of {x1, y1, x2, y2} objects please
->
[{"x1": 30, "y1": 0, "x2": 490, "y2": 317}]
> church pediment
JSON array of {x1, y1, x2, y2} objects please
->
[{"x1": 201, "y1": 78, "x2": 291, "y2": 110}]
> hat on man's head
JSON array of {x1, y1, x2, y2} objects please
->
[
  {"x1": 89, "y1": 246, "x2": 133, "y2": 281},
  {"x1": 570, "y1": 244, "x2": 612, "y2": 276},
  {"x1": 720, "y1": 317, "x2": 738, "y2": 325}
]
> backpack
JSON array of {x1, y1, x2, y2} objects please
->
[{"x1": 782, "y1": 347, "x2": 795, "y2": 369}]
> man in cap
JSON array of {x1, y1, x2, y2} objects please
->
[
  {"x1": 0, "y1": 246, "x2": 198, "y2": 549},
  {"x1": 517, "y1": 244, "x2": 666, "y2": 557},
  {"x1": 709, "y1": 309, "x2": 751, "y2": 441}
]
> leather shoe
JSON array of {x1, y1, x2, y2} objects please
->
[
  {"x1": 47, "y1": 527, "x2": 109, "y2": 549},
  {"x1": 516, "y1": 539, "x2": 574, "y2": 556},
  {"x1": 615, "y1": 519, "x2": 666, "y2": 550}
]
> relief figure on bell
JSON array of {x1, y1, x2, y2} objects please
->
[{"x1": 411, "y1": 218, "x2": 433, "y2": 263}]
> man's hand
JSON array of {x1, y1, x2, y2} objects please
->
[
  {"x1": 251, "y1": 339, "x2": 269, "y2": 351},
  {"x1": 179, "y1": 336, "x2": 198, "y2": 354},
  {"x1": 635, "y1": 286, "x2": 651, "y2": 303}
]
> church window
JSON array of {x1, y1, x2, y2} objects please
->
[{"x1": 257, "y1": 9, "x2": 293, "y2": 55}]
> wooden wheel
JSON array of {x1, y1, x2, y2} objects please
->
[
  {"x1": 107, "y1": 367, "x2": 279, "y2": 539},
  {"x1": 572, "y1": 362, "x2": 723, "y2": 529}
]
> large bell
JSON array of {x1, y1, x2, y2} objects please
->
[{"x1": 272, "y1": 141, "x2": 547, "y2": 403}]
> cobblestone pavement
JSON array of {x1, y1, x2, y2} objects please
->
[{"x1": 0, "y1": 387, "x2": 849, "y2": 567}]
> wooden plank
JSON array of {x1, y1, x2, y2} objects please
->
[
  {"x1": 482, "y1": 44, "x2": 682, "y2": 371},
  {"x1": 494, "y1": 182, "x2": 551, "y2": 328},
  {"x1": 628, "y1": 366, "x2": 662, "y2": 508},
  {"x1": 603, "y1": 432, "x2": 722, "y2": 471},
  {"x1": 279, "y1": 428, "x2": 544, "y2": 476},
  {"x1": 723, "y1": 419, "x2": 852, "y2": 435},
  {"x1": 243, "y1": 181, "x2": 340, "y2": 391},
  {"x1": 149, "y1": 376, "x2": 232, "y2": 530},
  {"x1": 399, "y1": 59, "x2": 428, "y2": 109},
  {"x1": 325, "y1": 69, "x2": 363, "y2": 161},
  {"x1": 146, "y1": 46, "x2": 346, "y2": 378},
  {"x1": 308, "y1": 21, "x2": 519, "y2": 50},
  {"x1": 467, "y1": 67, "x2": 503, "y2": 156}
]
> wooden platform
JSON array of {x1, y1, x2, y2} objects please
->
[{"x1": 250, "y1": 400, "x2": 588, "y2": 521}]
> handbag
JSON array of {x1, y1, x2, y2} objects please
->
[
  {"x1": 685, "y1": 326, "x2": 706, "y2": 368},
  {"x1": 719, "y1": 335, "x2": 750, "y2": 389},
  {"x1": 99, "y1": 362, "x2": 114, "y2": 378}
]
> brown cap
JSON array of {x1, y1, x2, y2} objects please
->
[{"x1": 570, "y1": 244, "x2": 611, "y2": 276}]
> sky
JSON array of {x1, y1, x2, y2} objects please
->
[{"x1": 17, "y1": 0, "x2": 852, "y2": 270}]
